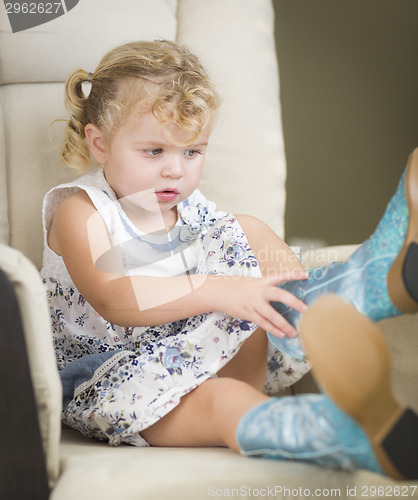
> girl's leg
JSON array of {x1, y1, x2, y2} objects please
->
[
  {"x1": 140, "y1": 377, "x2": 268, "y2": 450},
  {"x1": 216, "y1": 215, "x2": 304, "y2": 390},
  {"x1": 217, "y1": 327, "x2": 268, "y2": 391},
  {"x1": 235, "y1": 214, "x2": 305, "y2": 279},
  {"x1": 141, "y1": 376, "x2": 394, "y2": 477}
]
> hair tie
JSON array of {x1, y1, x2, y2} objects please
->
[{"x1": 82, "y1": 73, "x2": 93, "y2": 98}]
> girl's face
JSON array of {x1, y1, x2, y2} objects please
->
[{"x1": 86, "y1": 110, "x2": 211, "y2": 225}]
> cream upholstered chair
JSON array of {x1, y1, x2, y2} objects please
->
[{"x1": 0, "y1": 1, "x2": 417, "y2": 499}]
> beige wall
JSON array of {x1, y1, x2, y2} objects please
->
[{"x1": 273, "y1": 0, "x2": 418, "y2": 247}]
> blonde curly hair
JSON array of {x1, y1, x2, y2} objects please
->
[{"x1": 61, "y1": 40, "x2": 221, "y2": 171}]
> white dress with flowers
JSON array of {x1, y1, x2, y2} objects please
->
[{"x1": 41, "y1": 167, "x2": 310, "y2": 446}]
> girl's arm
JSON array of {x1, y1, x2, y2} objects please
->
[{"x1": 49, "y1": 191, "x2": 307, "y2": 338}]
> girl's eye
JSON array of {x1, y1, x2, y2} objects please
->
[
  {"x1": 185, "y1": 149, "x2": 200, "y2": 158},
  {"x1": 144, "y1": 148, "x2": 163, "y2": 157}
]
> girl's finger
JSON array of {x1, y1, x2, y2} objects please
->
[
  {"x1": 267, "y1": 286, "x2": 308, "y2": 314},
  {"x1": 253, "y1": 314, "x2": 286, "y2": 338},
  {"x1": 254, "y1": 304, "x2": 298, "y2": 338}
]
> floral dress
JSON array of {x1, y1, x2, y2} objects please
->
[{"x1": 41, "y1": 167, "x2": 310, "y2": 446}]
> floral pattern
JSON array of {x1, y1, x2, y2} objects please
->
[{"x1": 41, "y1": 168, "x2": 311, "y2": 447}]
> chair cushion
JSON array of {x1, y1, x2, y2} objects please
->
[
  {"x1": 51, "y1": 427, "x2": 414, "y2": 500},
  {"x1": 177, "y1": 0, "x2": 286, "y2": 238},
  {"x1": 0, "y1": 84, "x2": 69, "y2": 266},
  {"x1": 0, "y1": 0, "x2": 178, "y2": 84}
]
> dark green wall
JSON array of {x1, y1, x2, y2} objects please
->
[{"x1": 273, "y1": 0, "x2": 418, "y2": 247}]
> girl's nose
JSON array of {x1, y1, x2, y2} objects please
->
[{"x1": 161, "y1": 155, "x2": 184, "y2": 178}]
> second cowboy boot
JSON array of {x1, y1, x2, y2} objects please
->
[
  {"x1": 268, "y1": 149, "x2": 418, "y2": 359},
  {"x1": 237, "y1": 295, "x2": 418, "y2": 480},
  {"x1": 236, "y1": 393, "x2": 383, "y2": 474},
  {"x1": 300, "y1": 294, "x2": 418, "y2": 480}
]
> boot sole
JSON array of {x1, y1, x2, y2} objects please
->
[
  {"x1": 388, "y1": 148, "x2": 418, "y2": 313},
  {"x1": 300, "y1": 295, "x2": 405, "y2": 479}
]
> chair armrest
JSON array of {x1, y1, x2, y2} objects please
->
[
  {"x1": 0, "y1": 244, "x2": 62, "y2": 488},
  {"x1": 0, "y1": 268, "x2": 49, "y2": 499}
]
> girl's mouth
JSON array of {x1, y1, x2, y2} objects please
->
[{"x1": 156, "y1": 189, "x2": 178, "y2": 202}]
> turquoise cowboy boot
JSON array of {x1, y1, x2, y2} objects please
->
[
  {"x1": 238, "y1": 295, "x2": 418, "y2": 480},
  {"x1": 298, "y1": 294, "x2": 418, "y2": 480},
  {"x1": 236, "y1": 394, "x2": 383, "y2": 473},
  {"x1": 269, "y1": 149, "x2": 418, "y2": 359}
]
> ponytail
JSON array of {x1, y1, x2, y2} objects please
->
[{"x1": 61, "y1": 68, "x2": 93, "y2": 171}]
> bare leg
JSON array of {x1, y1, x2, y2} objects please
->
[
  {"x1": 217, "y1": 327, "x2": 268, "y2": 391},
  {"x1": 140, "y1": 377, "x2": 268, "y2": 451},
  {"x1": 235, "y1": 214, "x2": 305, "y2": 278}
]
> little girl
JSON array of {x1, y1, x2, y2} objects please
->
[{"x1": 41, "y1": 40, "x2": 417, "y2": 480}]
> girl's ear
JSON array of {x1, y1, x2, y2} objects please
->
[{"x1": 85, "y1": 124, "x2": 107, "y2": 164}]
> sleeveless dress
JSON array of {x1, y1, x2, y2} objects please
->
[{"x1": 41, "y1": 167, "x2": 310, "y2": 446}]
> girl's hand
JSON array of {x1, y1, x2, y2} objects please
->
[{"x1": 209, "y1": 270, "x2": 309, "y2": 338}]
